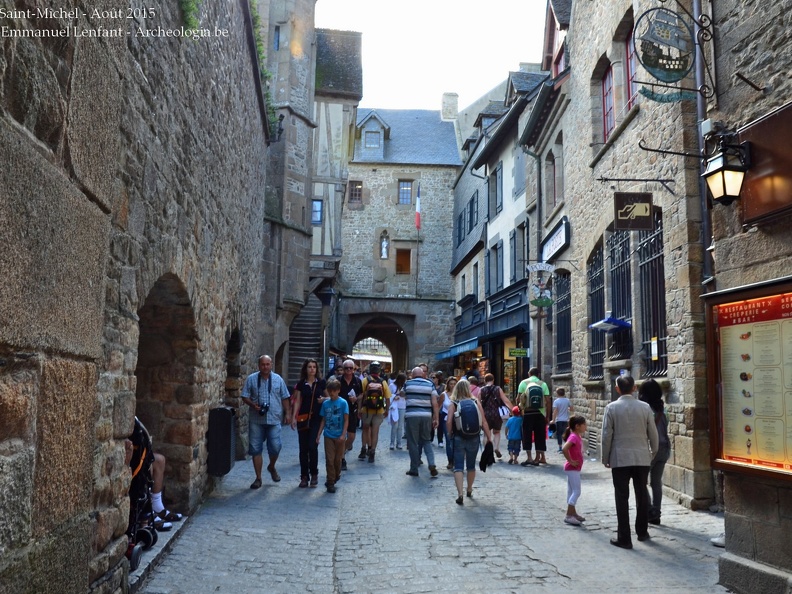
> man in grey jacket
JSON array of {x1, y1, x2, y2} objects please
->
[{"x1": 601, "y1": 375, "x2": 659, "y2": 549}]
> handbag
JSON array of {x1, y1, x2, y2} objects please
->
[{"x1": 296, "y1": 381, "x2": 318, "y2": 430}]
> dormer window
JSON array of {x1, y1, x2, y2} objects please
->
[{"x1": 365, "y1": 131, "x2": 380, "y2": 148}]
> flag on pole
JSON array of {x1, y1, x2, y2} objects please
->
[{"x1": 415, "y1": 183, "x2": 421, "y2": 230}]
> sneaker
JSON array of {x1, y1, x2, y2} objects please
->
[
  {"x1": 389, "y1": 446, "x2": 395, "y2": 450},
  {"x1": 396, "y1": 445, "x2": 403, "y2": 450},
  {"x1": 358, "y1": 447, "x2": 367, "y2": 460},
  {"x1": 564, "y1": 516, "x2": 581, "y2": 526},
  {"x1": 326, "y1": 483, "x2": 336, "y2": 493},
  {"x1": 368, "y1": 452, "x2": 375, "y2": 463},
  {"x1": 341, "y1": 458, "x2": 347, "y2": 471},
  {"x1": 299, "y1": 477, "x2": 309, "y2": 488},
  {"x1": 711, "y1": 534, "x2": 725, "y2": 548},
  {"x1": 429, "y1": 465, "x2": 438, "y2": 477}
]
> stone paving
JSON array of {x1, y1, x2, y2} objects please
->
[{"x1": 136, "y1": 424, "x2": 729, "y2": 594}]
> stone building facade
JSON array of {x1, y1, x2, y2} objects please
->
[
  {"x1": 515, "y1": 0, "x2": 713, "y2": 510},
  {"x1": 702, "y1": 0, "x2": 792, "y2": 591},
  {"x1": 338, "y1": 109, "x2": 461, "y2": 370},
  {"x1": 0, "y1": 0, "x2": 318, "y2": 591}
]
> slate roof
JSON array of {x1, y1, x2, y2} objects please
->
[
  {"x1": 353, "y1": 109, "x2": 462, "y2": 166},
  {"x1": 315, "y1": 29, "x2": 363, "y2": 99},
  {"x1": 550, "y1": 0, "x2": 572, "y2": 27},
  {"x1": 510, "y1": 71, "x2": 549, "y2": 94}
]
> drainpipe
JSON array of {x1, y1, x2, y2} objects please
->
[
  {"x1": 523, "y1": 146, "x2": 543, "y2": 375},
  {"x1": 694, "y1": 0, "x2": 714, "y2": 287}
]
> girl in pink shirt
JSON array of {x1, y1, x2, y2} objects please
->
[{"x1": 562, "y1": 416, "x2": 587, "y2": 526}]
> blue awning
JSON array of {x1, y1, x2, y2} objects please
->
[{"x1": 434, "y1": 338, "x2": 479, "y2": 360}]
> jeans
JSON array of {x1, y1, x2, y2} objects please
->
[
  {"x1": 405, "y1": 416, "x2": 435, "y2": 471},
  {"x1": 647, "y1": 447, "x2": 670, "y2": 519},
  {"x1": 555, "y1": 420, "x2": 568, "y2": 447},
  {"x1": 390, "y1": 408, "x2": 405, "y2": 447},
  {"x1": 297, "y1": 423, "x2": 321, "y2": 478},
  {"x1": 611, "y1": 465, "x2": 651, "y2": 543}
]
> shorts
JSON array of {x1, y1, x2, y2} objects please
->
[
  {"x1": 507, "y1": 439, "x2": 521, "y2": 455},
  {"x1": 453, "y1": 435, "x2": 480, "y2": 472},
  {"x1": 248, "y1": 422, "x2": 282, "y2": 457},
  {"x1": 360, "y1": 410, "x2": 385, "y2": 428}
]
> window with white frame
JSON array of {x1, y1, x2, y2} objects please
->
[
  {"x1": 365, "y1": 131, "x2": 380, "y2": 148},
  {"x1": 398, "y1": 180, "x2": 413, "y2": 205},
  {"x1": 311, "y1": 200, "x2": 323, "y2": 225}
]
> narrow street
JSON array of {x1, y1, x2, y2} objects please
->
[{"x1": 135, "y1": 424, "x2": 727, "y2": 593}]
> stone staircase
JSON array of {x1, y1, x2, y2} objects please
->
[{"x1": 287, "y1": 293, "x2": 323, "y2": 385}]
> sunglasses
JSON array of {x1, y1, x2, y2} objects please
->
[{"x1": 343, "y1": 366, "x2": 354, "y2": 370}]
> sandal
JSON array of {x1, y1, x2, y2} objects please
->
[
  {"x1": 267, "y1": 465, "x2": 281, "y2": 482},
  {"x1": 155, "y1": 509, "x2": 183, "y2": 522},
  {"x1": 250, "y1": 477, "x2": 262, "y2": 489},
  {"x1": 455, "y1": 496, "x2": 464, "y2": 506},
  {"x1": 151, "y1": 516, "x2": 172, "y2": 532}
]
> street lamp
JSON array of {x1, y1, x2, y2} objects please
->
[{"x1": 702, "y1": 140, "x2": 752, "y2": 206}]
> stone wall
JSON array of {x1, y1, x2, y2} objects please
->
[
  {"x1": 340, "y1": 163, "x2": 457, "y2": 365},
  {"x1": 0, "y1": 0, "x2": 274, "y2": 591},
  {"x1": 705, "y1": 1, "x2": 792, "y2": 591},
  {"x1": 542, "y1": 0, "x2": 712, "y2": 507}
]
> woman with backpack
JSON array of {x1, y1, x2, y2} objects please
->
[
  {"x1": 446, "y1": 379, "x2": 492, "y2": 505},
  {"x1": 478, "y1": 373, "x2": 514, "y2": 460}
]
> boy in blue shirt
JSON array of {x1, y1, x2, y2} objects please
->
[
  {"x1": 505, "y1": 406, "x2": 523, "y2": 464},
  {"x1": 316, "y1": 378, "x2": 349, "y2": 493}
]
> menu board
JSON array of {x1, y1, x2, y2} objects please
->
[{"x1": 713, "y1": 292, "x2": 792, "y2": 474}]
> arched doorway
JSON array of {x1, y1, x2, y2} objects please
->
[
  {"x1": 134, "y1": 273, "x2": 200, "y2": 512},
  {"x1": 353, "y1": 316, "x2": 409, "y2": 372}
]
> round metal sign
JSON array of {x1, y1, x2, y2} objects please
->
[{"x1": 634, "y1": 7, "x2": 695, "y2": 84}]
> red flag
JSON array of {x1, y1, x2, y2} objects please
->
[{"x1": 415, "y1": 184, "x2": 421, "y2": 230}]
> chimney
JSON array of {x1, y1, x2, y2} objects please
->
[{"x1": 441, "y1": 92, "x2": 458, "y2": 121}]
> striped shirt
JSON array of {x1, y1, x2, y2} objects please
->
[{"x1": 404, "y1": 377, "x2": 437, "y2": 419}]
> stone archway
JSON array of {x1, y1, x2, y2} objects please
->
[
  {"x1": 134, "y1": 273, "x2": 200, "y2": 512},
  {"x1": 353, "y1": 316, "x2": 409, "y2": 372}
]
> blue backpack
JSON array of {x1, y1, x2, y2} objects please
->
[{"x1": 454, "y1": 399, "x2": 482, "y2": 437}]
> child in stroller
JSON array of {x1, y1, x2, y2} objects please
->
[{"x1": 125, "y1": 417, "x2": 183, "y2": 570}]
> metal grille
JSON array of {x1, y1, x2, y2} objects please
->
[
  {"x1": 588, "y1": 244, "x2": 605, "y2": 379},
  {"x1": 607, "y1": 230, "x2": 633, "y2": 359},
  {"x1": 638, "y1": 210, "x2": 668, "y2": 376},
  {"x1": 555, "y1": 271, "x2": 572, "y2": 374}
]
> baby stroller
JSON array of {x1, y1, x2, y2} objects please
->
[{"x1": 126, "y1": 417, "x2": 158, "y2": 571}]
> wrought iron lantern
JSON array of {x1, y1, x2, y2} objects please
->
[{"x1": 702, "y1": 141, "x2": 752, "y2": 206}]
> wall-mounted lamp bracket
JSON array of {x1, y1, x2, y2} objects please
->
[{"x1": 597, "y1": 175, "x2": 677, "y2": 196}]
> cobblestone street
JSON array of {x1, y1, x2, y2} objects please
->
[{"x1": 135, "y1": 424, "x2": 727, "y2": 594}]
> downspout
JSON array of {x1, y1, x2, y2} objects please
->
[
  {"x1": 523, "y1": 146, "x2": 543, "y2": 373},
  {"x1": 694, "y1": 0, "x2": 714, "y2": 287}
]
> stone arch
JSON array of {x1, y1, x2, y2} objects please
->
[
  {"x1": 351, "y1": 315, "x2": 410, "y2": 372},
  {"x1": 134, "y1": 273, "x2": 200, "y2": 512}
]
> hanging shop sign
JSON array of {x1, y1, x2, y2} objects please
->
[
  {"x1": 705, "y1": 277, "x2": 792, "y2": 478},
  {"x1": 614, "y1": 192, "x2": 654, "y2": 231},
  {"x1": 634, "y1": 6, "x2": 698, "y2": 102},
  {"x1": 508, "y1": 348, "x2": 529, "y2": 358},
  {"x1": 635, "y1": 7, "x2": 695, "y2": 84}
]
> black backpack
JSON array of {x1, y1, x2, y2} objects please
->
[{"x1": 454, "y1": 399, "x2": 482, "y2": 437}]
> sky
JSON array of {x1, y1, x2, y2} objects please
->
[{"x1": 314, "y1": 0, "x2": 548, "y2": 111}]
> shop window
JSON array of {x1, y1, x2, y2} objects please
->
[
  {"x1": 555, "y1": 271, "x2": 572, "y2": 374},
  {"x1": 638, "y1": 210, "x2": 668, "y2": 376},
  {"x1": 588, "y1": 243, "x2": 605, "y2": 380},
  {"x1": 608, "y1": 230, "x2": 633, "y2": 359}
]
